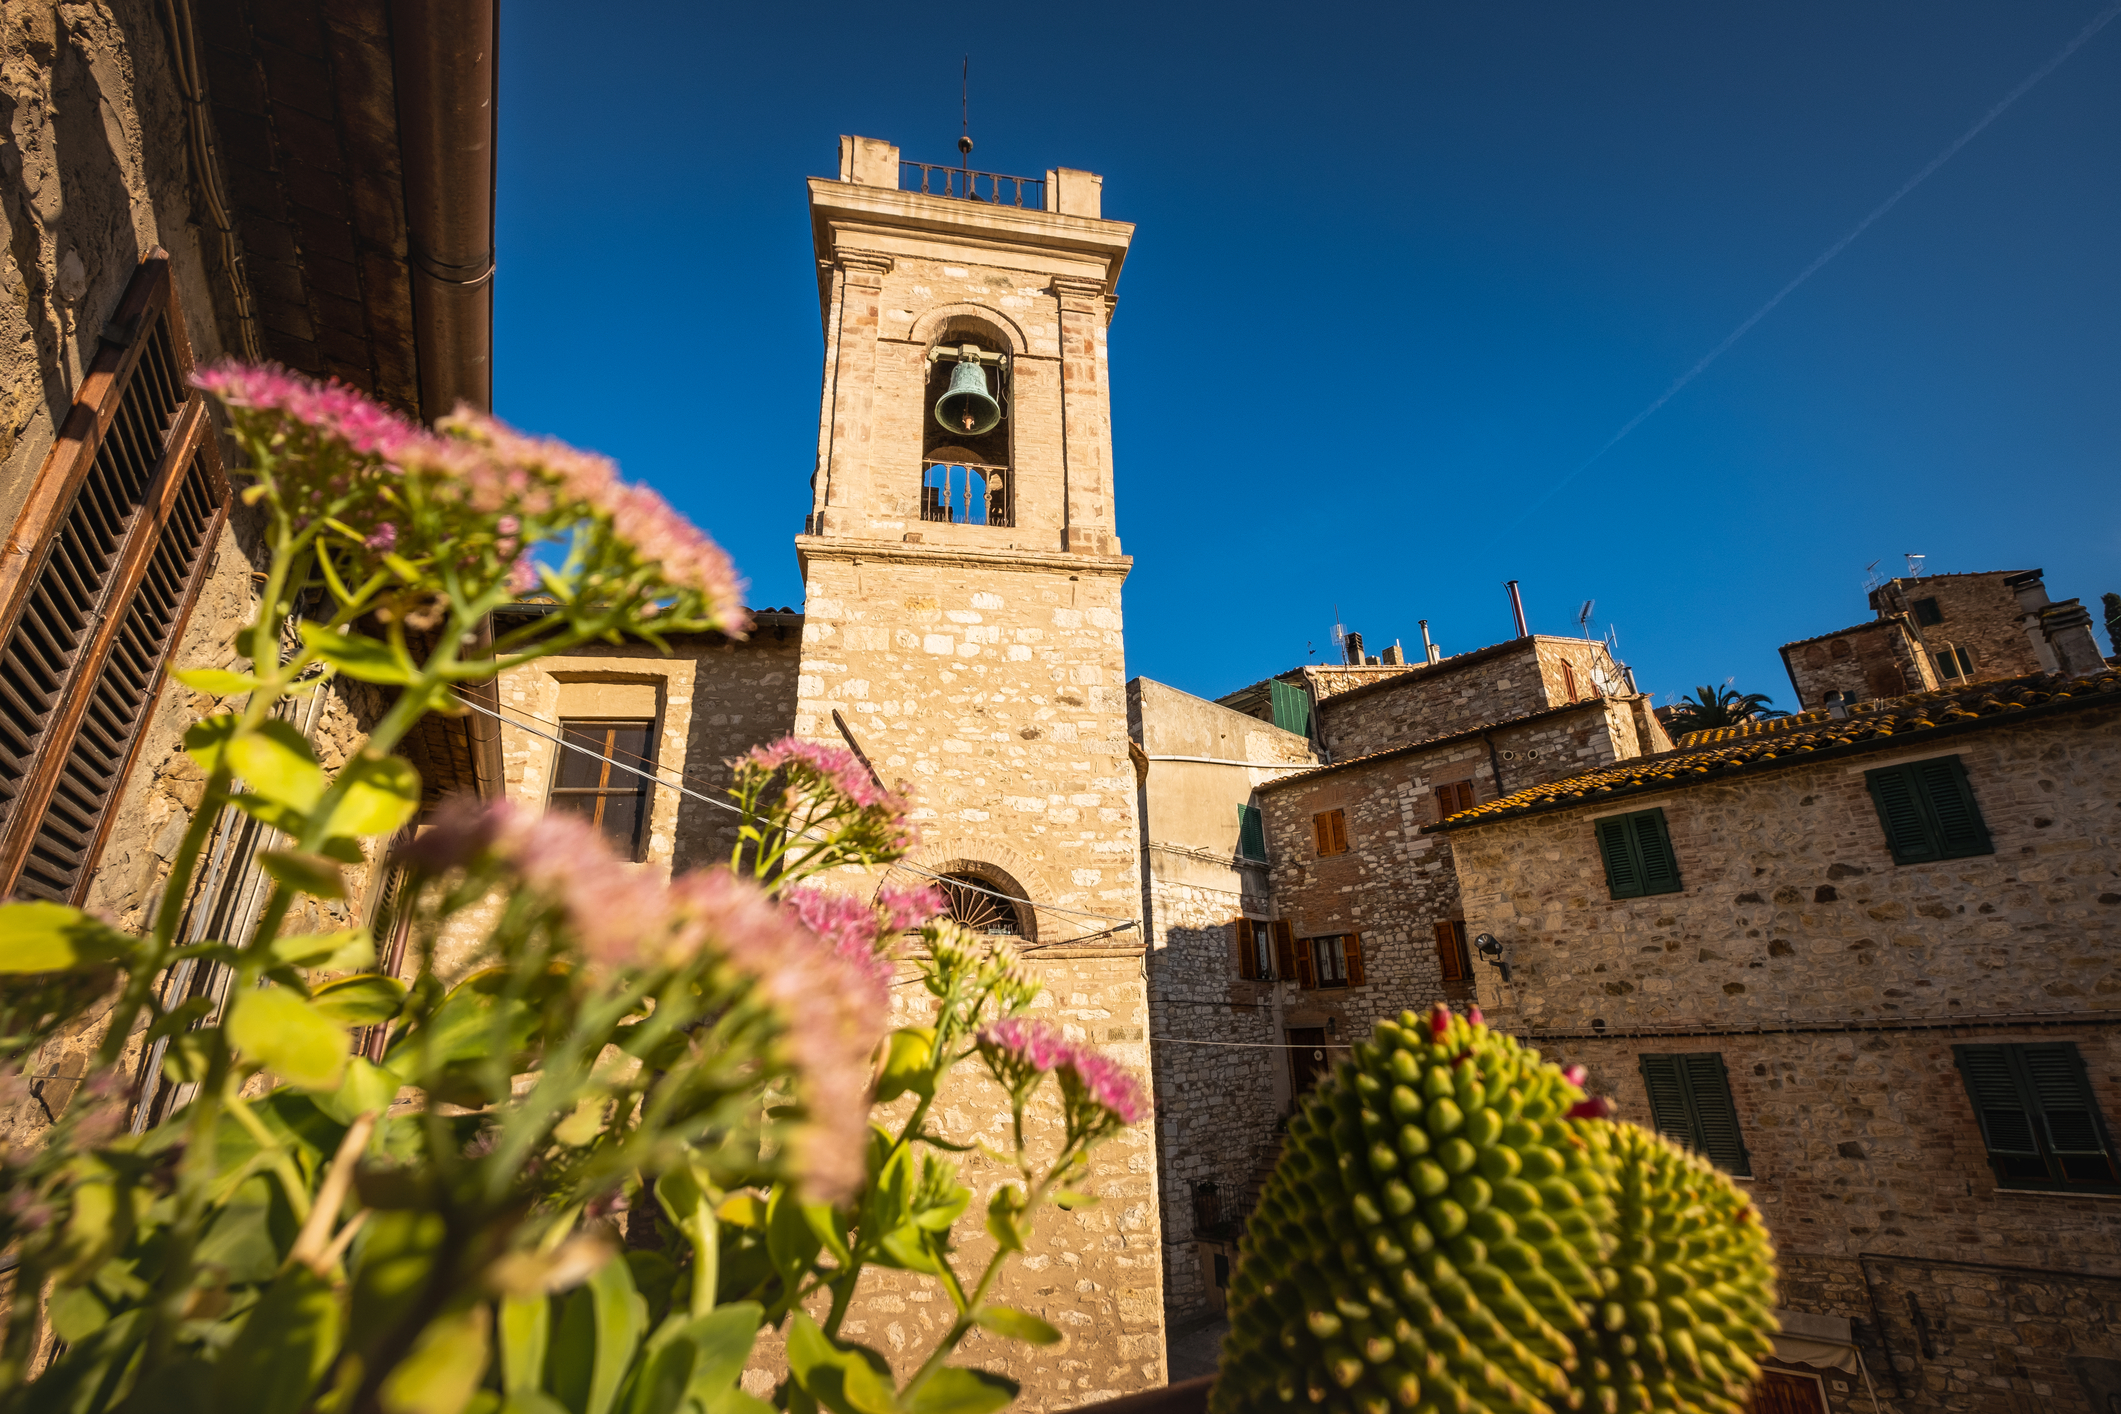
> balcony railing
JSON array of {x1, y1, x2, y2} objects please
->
[
  {"x1": 920, "y1": 461, "x2": 1010, "y2": 527},
  {"x1": 900, "y1": 161, "x2": 1045, "y2": 210}
]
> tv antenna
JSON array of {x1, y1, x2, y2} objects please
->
[
  {"x1": 1904, "y1": 552, "x2": 1926, "y2": 577},
  {"x1": 1863, "y1": 559, "x2": 1883, "y2": 593},
  {"x1": 1577, "y1": 599, "x2": 1595, "y2": 639},
  {"x1": 958, "y1": 56, "x2": 973, "y2": 169},
  {"x1": 1329, "y1": 605, "x2": 1347, "y2": 656}
]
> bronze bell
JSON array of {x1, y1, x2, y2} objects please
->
[{"x1": 934, "y1": 355, "x2": 1002, "y2": 436}]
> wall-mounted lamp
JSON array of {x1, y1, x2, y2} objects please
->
[{"x1": 1473, "y1": 932, "x2": 1511, "y2": 983}]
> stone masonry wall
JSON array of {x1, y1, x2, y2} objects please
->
[
  {"x1": 1316, "y1": 638, "x2": 1632, "y2": 763},
  {"x1": 1783, "y1": 618, "x2": 1940, "y2": 712},
  {"x1": 1877, "y1": 572, "x2": 2049, "y2": 685}
]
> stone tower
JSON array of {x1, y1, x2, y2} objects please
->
[{"x1": 793, "y1": 138, "x2": 1164, "y2": 1399}]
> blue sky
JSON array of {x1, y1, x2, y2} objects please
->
[{"x1": 494, "y1": 2, "x2": 2120, "y2": 710}]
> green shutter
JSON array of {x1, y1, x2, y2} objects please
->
[
  {"x1": 2021, "y1": 1046, "x2": 2105, "y2": 1156},
  {"x1": 1914, "y1": 757, "x2": 1991, "y2": 859},
  {"x1": 1269, "y1": 680, "x2": 1312, "y2": 737},
  {"x1": 1632, "y1": 811, "x2": 1683, "y2": 896},
  {"x1": 1954, "y1": 1045, "x2": 2040, "y2": 1155},
  {"x1": 1638, "y1": 1055, "x2": 1692, "y2": 1146},
  {"x1": 1597, "y1": 817, "x2": 1642, "y2": 898},
  {"x1": 1238, "y1": 804, "x2": 1267, "y2": 861},
  {"x1": 1866, "y1": 764, "x2": 1938, "y2": 863},
  {"x1": 1680, "y1": 1054, "x2": 1751, "y2": 1176}
]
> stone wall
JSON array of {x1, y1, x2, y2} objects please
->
[
  {"x1": 1872, "y1": 572, "x2": 2049, "y2": 686},
  {"x1": 1315, "y1": 637, "x2": 1637, "y2": 762},
  {"x1": 1782, "y1": 618, "x2": 1940, "y2": 711}
]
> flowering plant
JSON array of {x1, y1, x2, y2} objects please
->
[{"x1": 0, "y1": 369, "x2": 1145, "y2": 1414}]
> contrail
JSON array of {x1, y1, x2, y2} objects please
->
[{"x1": 1511, "y1": 2, "x2": 2121, "y2": 529}]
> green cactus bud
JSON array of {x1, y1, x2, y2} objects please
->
[{"x1": 1213, "y1": 1006, "x2": 1778, "y2": 1414}]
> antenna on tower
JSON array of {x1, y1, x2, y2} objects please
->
[
  {"x1": 1904, "y1": 552, "x2": 1926, "y2": 577},
  {"x1": 1577, "y1": 599, "x2": 1595, "y2": 639},
  {"x1": 1863, "y1": 559, "x2": 1883, "y2": 593},
  {"x1": 958, "y1": 56, "x2": 973, "y2": 169},
  {"x1": 1329, "y1": 605, "x2": 1347, "y2": 657}
]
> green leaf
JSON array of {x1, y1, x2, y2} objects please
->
[
  {"x1": 349, "y1": 1210, "x2": 447, "y2": 1350},
  {"x1": 228, "y1": 719, "x2": 326, "y2": 811},
  {"x1": 585, "y1": 1251, "x2": 647, "y2": 1414},
  {"x1": 212, "y1": 1266, "x2": 342, "y2": 1414},
  {"x1": 174, "y1": 667, "x2": 262, "y2": 696},
  {"x1": 385, "y1": 967, "x2": 545, "y2": 1074},
  {"x1": 258, "y1": 849, "x2": 347, "y2": 900},
  {"x1": 765, "y1": 1184, "x2": 821, "y2": 1288},
  {"x1": 984, "y1": 1185, "x2": 1026, "y2": 1255},
  {"x1": 906, "y1": 1368, "x2": 1019, "y2": 1414},
  {"x1": 227, "y1": 985, "x2": 349, "y2": 1091},
  {"x1": 379, "y1": 1304, "x2": 491, "y2": 1414},
  {"x1": 182, "y1": 712, "x2": 239, "y2": 771},
  {"x1": 0, "y1": 901, "x2": 131, "y2": 974},
  {"x1": 802, "y1": 1201, "x2": 852, "y2": 1267},
  {"x1": 624, "y1": 1337, "x2": 695, "y2": 1414},
  {"x1": 500, "y1": 1294, "x2": 551, "y2": 1396},
  {"x1": 911, "y1": 1184, "x2": 970, "y2": 1234},
  {"x1": 702, "y1": 1391, "x2": 777, "y2": 1414},
  {"x1": 502, "y1": 1394, "x2": 573, "y2": 1414},
  {"x1": 971, "y1": 1306, "x2": 1061, "y2": 1346},
  {"x1": 310, "y1": 973, "x2": 407, "y2": 1025},
  {"x1": 271, "y1": 926, "x2": 376, "y2": 970},
  {"x1": 318, "y1": 1055, "x2": 402, "y2": 1125},
  {"x1": 785, "y1": 1314, "x2": 897, "y2": 1414},
  {"x1": 876, "y1": 1224, "x2": 942, "y2": 1276},
  {"x1": 301, "y1": 622, "x2": 417, "y2": 685},
  {"x1": 324, "y1": 754, "x2": 422, "y2": 837},
  {"x1": 47, "y1": 1284, "x2": 109, "y2": 1344},
  {"x1": 875, "y1": 1027, "x2": 935, "y2": 1103},
  {"x1": 675, "y1": 1302, "x2": 763, "y2": 1402},
  {"x1": 1052, "y1": 1191, "x2": 1100, "y2": 1211}
]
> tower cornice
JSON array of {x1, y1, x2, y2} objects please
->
[{"x1": 794, "y1": 534, "x2": 1132, "y2": 582}]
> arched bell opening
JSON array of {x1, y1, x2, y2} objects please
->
[{"x1": 920, "y1": 323, "x2": 1011, "y2": 526}]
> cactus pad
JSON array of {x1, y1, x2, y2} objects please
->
[{"x1": 1213, "y1": 1006, "x2": 1776, "y2": 1414}]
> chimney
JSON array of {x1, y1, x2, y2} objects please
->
[
  {"x1": 1344, "y1": 631, "x2": 1365, "y2": 665},
  {"x1": 1382, "y1": 643, "x2": 1404, "y2": 666},
  {"x1": 2004, "y1": 570, "x2": 2062, "y2": 673},
  {"x1": 1418, "y1": 619, "x2": 1440, "y2": 664},
  {"x1": 1504, "y1": 581, "x2": 1529, "y2": 639}
]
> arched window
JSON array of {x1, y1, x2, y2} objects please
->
[
  {"x1": 924, "y1": 865, "x2": 1034, "y2": 941},
  {"x1": 920, "y1": 329, "x2": 1011, "y2": 528}
]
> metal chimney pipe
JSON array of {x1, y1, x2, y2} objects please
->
[
  {"x1": 1504, "y1": 581, "x2": 1529, "y2": 639},
  {"x1": 1418, "y1": 619, "x2": 1439, "y2": 664}
]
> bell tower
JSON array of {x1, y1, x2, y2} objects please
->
[{"x1": 793, "y1": 137, "x2": 1163, "y2": 1397}]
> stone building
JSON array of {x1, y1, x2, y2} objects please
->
[
  {"x1": 1781, "y1": 568, "x2": 2111, "y2": 711},
  {"x1": 1436, "y1": 665, "x2": 2121, "y2": 1414},
  {"x1": 0, "y1": 0, "x2": 496, "y2": 1131},
  {"x1": 1133, "y1": 630, "x2": 1671, "y2": 1326}
]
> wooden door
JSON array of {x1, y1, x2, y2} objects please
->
[
  {"x1": 1751, "y1": 1371, "x2": 1827, "y2": 1414},
  {"x1": 1288, "y1": 1027, "x2": 1329, "y2": 1097}
]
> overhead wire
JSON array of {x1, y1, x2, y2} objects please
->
[{"x1": 452, "y1": 695, "x2": 1141, "y2": 933}]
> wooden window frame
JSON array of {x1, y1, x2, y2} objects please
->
[
  {"x1": 1595, "y1": 807, "x2": 1682, "y2": 899},
  {"x1": 1638, "y1": 1052, "x2": 1751, "y2": 1176},
  {"x1": 1434, "y1": 919, "x2": 1471, "y2": 983},
  {"x1": 1864, "y1": 755, "x2": 1992, "y2": 865},
  {"x1": 548, "y1": 717, "x2": 656, "y2": 861},
  {"x1": 1953, "y1": 1042, "x2": 2119, "y2": 1193},
  {"x1": 1312, "y1": 807, "x2": 1348, "y2": 857},
  {"x1": 1301, "y1": 932, "x2": 1363, "y2": 990},
  {"x1": 1234, "y1": 918, "x2": 1272, "y2": 981},
  {"x1": 1435, "y1": 779, "x2": 1476, "y2": 822},
  {"x1": 0, "y1": 250, "x2": 229, "y2": 902}
]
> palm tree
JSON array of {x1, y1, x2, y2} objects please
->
[{"x1": 1665, "y1": 684, "x2": 1790, "y2": 735}]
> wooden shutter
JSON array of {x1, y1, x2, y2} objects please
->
[
  {"x1": 1313, "y1": 812, "x2": 1331, "y2": 854},
  {"x1": 1865, "y1": 765, "x2": 1935, "y2": 863},
  {"x1": 1235, "y1": 919, "x2": 1258, "y2": 980},
  {"x1": 1238, "y1": 803, "x2": 1267, "y2": 861},
  {"x1": 1293, "y1": 935, "x2": 1315, "y2": 990},
  {"x1": 1344, "y1": 932, "x2": 1364, "y2": 987},
  {"x1": 1434, "y1": 920, "x2": 1468, "y2": 982},
  {"x1": 1639, "y1": 1052, "x2": 1751, "y2": 1176},
  {"x1": 0, "y1": 251, "x2": 227, "y2": 902},
  {"x1": 1597, "y1": 817, "x2": 1642, "y2": 897},
  {"x1": 1269, "y1": 679, "x2": 1311, "y2": 737},
  {"x1": 1633, "y1": 811, "x2": 1682, "y2": 894},
  {"x1": 1436, "y1": 780, "x2": 1474, "y2": 821},
  {"x1": 2020, "y1": 1045, "x2": 2106, "y2": 1158},
  {"x1": 1272, "y1": 920, "x2": 1295, "y2": 981},
  {"x1": 1954, "y1": 1044, "x2": 2042, "y2": 1164},
  {"x1": 1914, "y1": 757, "x2": 1990, "y2": 858},
  {"x1": 1327, "y1": 809, "x2": 1347, "y2": 854}
]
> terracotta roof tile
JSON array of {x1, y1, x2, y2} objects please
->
[{"x1": 1427, "y1": 666, "x2": 2121, "y2": 830}]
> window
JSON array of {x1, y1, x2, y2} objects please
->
[
  {"x1": 1913, "y1": 596, "x2": 1944, "y2": 626},
  {"x1": 548, "y1": 719, "x2": 654, "y2": 858},
  {"x1": 1312, "y1": 808, "x2": 1347, "y2": 857},
  {"x1": 920, "y1": 461, "x2": 1008, "y2": 526},
  {"x1": 1954, "y1": 1043, "x2": 2118, "y2": 1192},
  {"x1": 936, "y1": 868, "x2": 1032, "y2": 938},
  {"x1": 1237, "y1": 803, "x2": 1267, "y2": 861},
  {"x1": 1595, "y1": 808, "x2": 1682, "y2": 899},
  {"x1": 1638, "y1": 1053, "x2": 1751, "y2": 1176},
  {"x1": 1434, "y1": 780, "x2": 1476, "y2": 821},
  {"x1": 1561, "y1": 661, "x2": 1579, "y2": 701},
  {"x1": 1233, "y1": 918, "x2": 1273, "y2": 981},
  {"x1": 1269, "y1": 679, "x2": 1311, "y2": 737},
  {"x1": 1933, "y1": 646, "x2": 1974, "y2": 680},
  {"x1": 1865, "y1": 755, "x2": 1991, "y2": 864},
  {"x1": 0, "y1": 253, "x2": 229, "y2": 902},
  {"x1": 1294, "y1": 933, "x2": 1363, "y2": 990},
  {"x1": 1433, "y1": 920, "x2": 1471, "y2": 983}
]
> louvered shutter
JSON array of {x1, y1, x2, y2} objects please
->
[
  {"x1": 1235, "y1": 919, "x2": 1258, "y2": 980},
  {"x1": 1345, "y1": 932, "x2": 1365, "y2": 987},
  {"x1": 1866, "y1": 765, "x2": 1938, "y2": 864},
  {"x1": 1435, "y1": 920, "x2": 1468, "y2": 983},
  {"x1": 1597, "y1": 817, "x2": 1642, "y2": 898},
  {"x1": 0, "y1": 251, "x2": 227, "y2": 902},
  {"x1": 1914, "y1": 756, "x2": 1991, "y2": 859},
  {"x1": 1273, "y1": 920, "x2": 1295, "y2": 981},
  {"x1": 1680, "y1": 1053, "x2": 1750, "y2": 1176},
  {"x1": 1238, "y1": 803, "x2": 1267, "y2": 861},
  {"x1": 1269, "y1": 679, "x2": 1311, "y2": 737},
  {"x1": 1954, "y1": 1046, "x2": 2040, "y2": 1156},
  {"x1": 1294, "y1": 935, "x2": 1316, "y2": 990},
  {"x1": 2020, "y1": 1045, "x2": 2107, "y2": 1158},
  {"x1": 1633, "y1": 811, "x2": 1683, "y2": 895},
  {"x1": 1329, "y1": 810, "x2": 1348, "y2": 854},
  {"x1": 1313, "y1": 812, "x2": 1332, "y2": 854},
  {"x1": 1638, "y1": 1055, "x2": 1695, "y2": 1148}
]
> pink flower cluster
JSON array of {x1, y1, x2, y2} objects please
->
[
  {"x1": 778, "y1": 882, "x2": 944, "y2": 1004},
  {"x1": 977, "y1": 1017, "x2": 1147, "y2": 1126},
  {"x1": 744, "y1": 738, "x2": 895, "y2": 811},
  {"x1": 194, "y1": 364, "x2": 426, "y2": 460}
]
